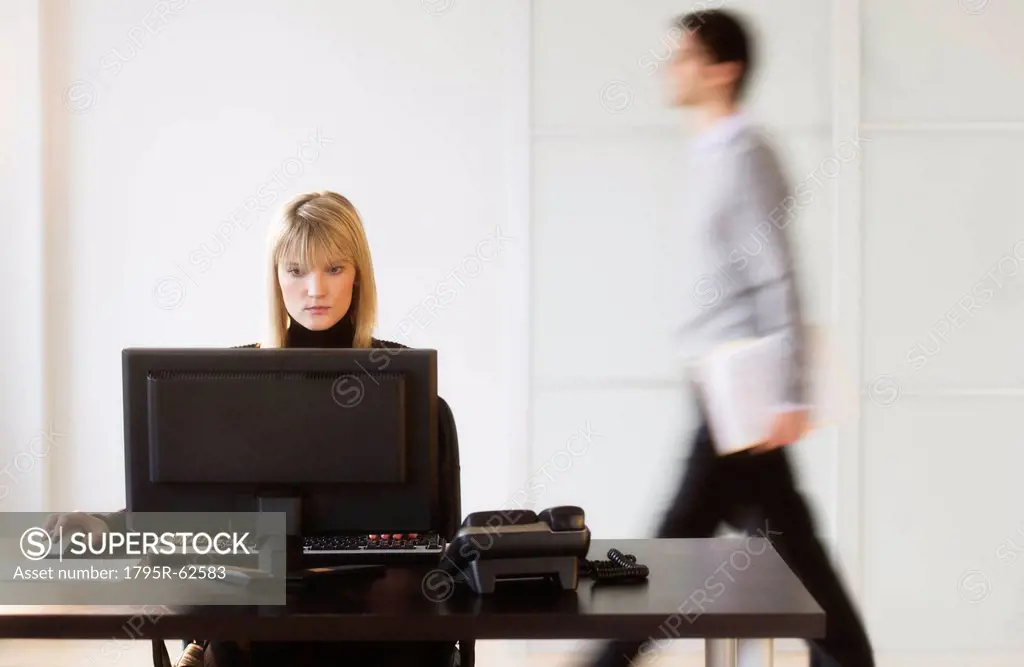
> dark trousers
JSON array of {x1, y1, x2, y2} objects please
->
[{"x1": 588, "y1": 420, "x2": 875, "y2": 667}]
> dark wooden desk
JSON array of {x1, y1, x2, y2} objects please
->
[{"x1": 0, "y1": 538, "x2": 823, "y2": 667}]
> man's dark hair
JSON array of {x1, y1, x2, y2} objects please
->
[{"x1": 675, "y1": 9, "x2": 754, "y2": 100}]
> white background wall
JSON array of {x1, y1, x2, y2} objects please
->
[
  {"x1": 1, "y1": 0, "x2": 531, "y2": 518},
  {"x1": 2, "y1": 0, "x2": 1023, "y2": 665}
]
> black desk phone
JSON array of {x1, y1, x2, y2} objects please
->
[{"x1": 436, "y1": 505, "x2": 649, "y2": 594}]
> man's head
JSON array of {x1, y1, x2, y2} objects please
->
[{"x1": 666, "y1": 9, "x2": 753, "y2": 108}]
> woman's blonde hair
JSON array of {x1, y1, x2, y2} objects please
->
[{"x1": 263, "y1": 191, "x2": 378, "y2": 348}]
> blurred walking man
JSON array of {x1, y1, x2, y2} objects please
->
[{"x1": 586, "y1": 9, "x2": 874, "y2": 667}]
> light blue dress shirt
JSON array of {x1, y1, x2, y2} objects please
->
[{"x1": 679, "y1": 112, "x2": 810, "y2": 410}]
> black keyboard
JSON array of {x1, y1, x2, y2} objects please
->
[
  {"x1": 107, "y1": 533, "x2": 443, "y2": 566},
  {"x1": 303, "y1": 532, "x2": 444, "y2": 556},
  {"x1": 164, "y1": 533, "x2": 443, "y2": 557}
]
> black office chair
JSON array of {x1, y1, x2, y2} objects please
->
[
  {"x1": 153, "y1": 396, "x2": 471, "y2": 667},
  {"x1": 438, "y1": 395, "x2": 474, "y2": 667}
]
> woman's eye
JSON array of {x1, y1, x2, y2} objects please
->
[
  {"x1": 288, "y1": 268, "x2": 302, "y2": 277},
  {"x1": 328, "y1": 265, "x2": 344, "y2": 275}
]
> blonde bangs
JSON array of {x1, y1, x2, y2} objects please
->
[{"x1": 273, "y1": 219, "x2": 354, "y2": 271}]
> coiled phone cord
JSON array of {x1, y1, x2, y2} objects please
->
[{"x1": 580, "y1": 548, "x2": 650, "y2": 583}]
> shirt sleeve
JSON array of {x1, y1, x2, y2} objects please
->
[{"x1": 726, "y1": 143, "x2": 809, "y2": 407}]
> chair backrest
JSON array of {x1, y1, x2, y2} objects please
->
[
  {"x1": 436, "y1": 396, "x2": 473, "y2": 667},
  {"x1": 435, "y1": 395, "x2": 462, "y2": 541}
]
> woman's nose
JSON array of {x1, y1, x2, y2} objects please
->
[{"x1": 306, "y1": 273, "x2": 325, "y2": 296}]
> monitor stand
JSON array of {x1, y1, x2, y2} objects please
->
[{"x1": 256, "y1": 494, "x2": 386, "y2": 586}]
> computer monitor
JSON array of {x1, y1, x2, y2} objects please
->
[{"x1": 121, "y1": 347, "x2": 440, "y2": 539}]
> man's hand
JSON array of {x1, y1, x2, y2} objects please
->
[{"x1": 752, "y1": 408, "x2": 810, "y2": 454}]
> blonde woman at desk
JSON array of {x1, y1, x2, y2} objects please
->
[{"x1": 45, "y1": 191, "x2": 462, "y2": 667}]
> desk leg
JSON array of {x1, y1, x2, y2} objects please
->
[
  {"x1": 706, "y1": 638, "x2": 773, "y2": 667},
  {"x1": 738, "y1": 638, "x2": 773, "y2": 667},
  {"x1": 705, "y1": 638, "x2": 737, "y2": 667}
]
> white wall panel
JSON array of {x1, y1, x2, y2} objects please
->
[
  {"x1": 857, "y1": 0, "x2": 1024, "y2": 660},
  {"x1": 862, "y1": 0, "x2": 1024, "y2": 123},
  {"x1": 531, "y1": 133, "x2": 692, "y2": 383},
  {"x1": 0, "y1": 0, "x2": 47, "y2": 513},
  {"x1": 532, "y1": 0, "x2": 831, "y2": 133},
  {"x1": 862, "y1": 135, "x2": 1024, "y2": 393},
  {"x1": 862, "y1": 397, "x2": 1024, "y2": 651}
]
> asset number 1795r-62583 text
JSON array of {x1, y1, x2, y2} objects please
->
[{"x1": 123, "y1": 565, "x2": 228, "y2": 581}]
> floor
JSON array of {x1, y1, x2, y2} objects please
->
[{"x1": 0, "y1": 640, "x2": 1022, "y2": 666}]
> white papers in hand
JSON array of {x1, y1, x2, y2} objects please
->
[{"x1": 691, "y1": 333, "x2": 789, "y2": 456}]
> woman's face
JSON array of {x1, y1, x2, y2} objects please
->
[{"x1": 277, "y1": 257, "x2": 357, "y2": 331}]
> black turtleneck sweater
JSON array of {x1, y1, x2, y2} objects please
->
[{"x1": 285, "y1": 314, "x2": 356, "y2": 348}]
